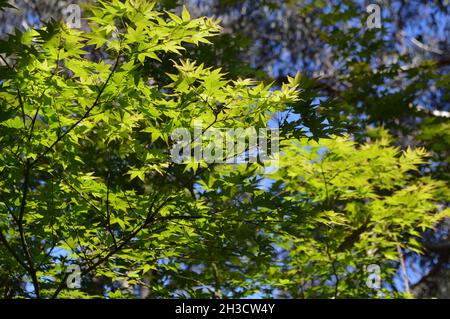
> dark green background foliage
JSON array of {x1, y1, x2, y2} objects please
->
[{"x1": 0, "y1": 0, "x2": 449, "y2": 298}]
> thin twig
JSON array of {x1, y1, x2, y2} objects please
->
[{"x1": 397, "y1": 244, "x2": 410, "y2": 294}]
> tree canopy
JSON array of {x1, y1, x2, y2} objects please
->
[{"x1": 0, "y1": 0, "x2": 449, "y2": 298}]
